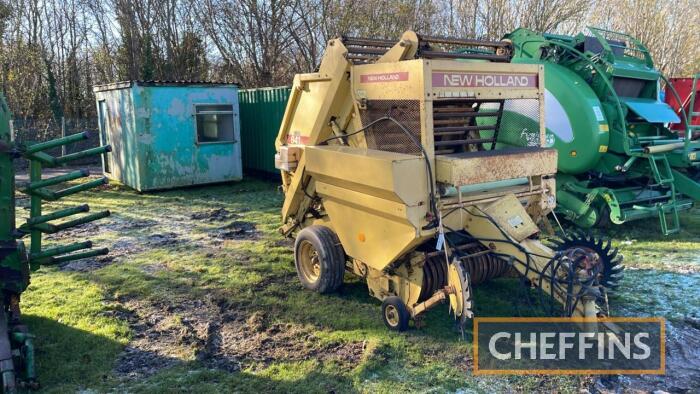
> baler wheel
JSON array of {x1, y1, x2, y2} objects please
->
[
  {"x1": 381, "y1": 296, "x2": 410, "y2": 331},
  {"x1": 294, "y1": 226, "x2": 345, "y2": 294}
]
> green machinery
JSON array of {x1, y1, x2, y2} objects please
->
[
  {"x1": 500, "y1": 27, "x2": 700, "y2": 234},
  {"x1": 0, "y1": 92, "x2": 111, "y2": 392}
]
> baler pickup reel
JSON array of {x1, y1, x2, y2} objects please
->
[
  {"x1": 275, "y1": 31, "x2": 621, "y2": 333},
  {"x1": 0, "y1": 92, "x2": 112, "y2": 392},
  {"x1": 342, "y1": 34, "x2": 512, "y2": 64}
]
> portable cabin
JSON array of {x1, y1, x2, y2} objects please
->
[{"x1": 93, "y1": 81, "x2": 242, "y2": 191}]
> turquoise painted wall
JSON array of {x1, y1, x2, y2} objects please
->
[{"x1": 95, "y1": 82, "x2": 242, "y2": 191}]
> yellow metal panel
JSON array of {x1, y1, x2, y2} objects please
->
[
  {"x1": 315, "y1": 182, "x2": 408, "y2": 220},
  {"x1": 305, "y1": 146, "x2": 428, "y2": 206},
  {"x1": 351, "y1": 60, "x2": 425, "y2": 101},
  {"x1": 280, "y1": 153, "x2": 307, "y2": 223},
  {"x1": 304, "y1": 146, "x2": 432, "y2": 270},
  {"x1": 482, "y1": 193, "x2": 539, "y2": 242},
  {"x1": 321, "y1": 198, "x2": 424, "y2": 271}
]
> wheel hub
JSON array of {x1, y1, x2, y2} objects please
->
[
  {"x1": 384, "y1": 305, "x2": 400, "y2": 326},
  {"x1": 298, "y1": 240, "x2": 321, "y2": 282},
  {"x1": 551, "y1": 231, "x2": 624, "y2": 292},
  {"x1": 549, "y1": 232, "x2": 625, "y2": 316}
]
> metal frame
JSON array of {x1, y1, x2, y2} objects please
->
[{"x1": 193, "y1": 103, "x2": 237, "y2": 145}]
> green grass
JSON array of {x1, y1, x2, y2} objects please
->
[{"x1": 15, "y1": 179, "x2": 700, "y2": 393}]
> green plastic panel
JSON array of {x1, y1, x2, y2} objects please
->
[
  {"x1": 238, "y1": 86, "x2": 291, "y2": 175},
  {"x1": 620, "y1": 97, "x2": 680, "y2": 123}
]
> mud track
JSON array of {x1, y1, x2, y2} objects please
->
[{"x1": 112, "y1": 294, "x2": 365, "y2": 378}]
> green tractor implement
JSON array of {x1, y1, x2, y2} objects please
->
[
  {"x1": 500, "y1": 27, "x2": 700, "y2": 234},
  {"x1": 0, "y1": 92, "x2": 112, "y2": 392}
]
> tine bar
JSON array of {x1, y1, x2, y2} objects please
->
[
  {"x1": 433, "y1": 111, "x2": 501, "y2": 119},
  {"x1": 434, "y1": 125, "x2": 497, "y2": 133},
  {"x1": 418, "y1": 35, "x2": 510, "y2": 48},
  {"x1": 418, "y1": 50, "x2": 510, "y2": 62},
  {"x1": 435, "y1": 138, "x2": 496, "y2": 147},
  {"x1": 342, "y1": 36, "x2": 395, "y2": 47},
  {"x1": 346, "y1": 46, "x2": 390, "y2": 55}
]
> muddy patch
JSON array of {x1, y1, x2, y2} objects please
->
[
  {"x1": 271, "y1": 238, "x2": 294, "y2": 248},
  {"x1": 59, "y1": 256, "x2": 115, "y2": 272},
  {"x1": 42, "y1": 215, "x2": 156, "y2": 238},
  {"x1": 44, "y1": 222, "x2": 101, "y2": 240},
  {"x1": 113, "y1": 296, "x2": 365, "y2": 378},
  {"x1": 109, "y1": 238, "x2": 146, "y2": 256},
  {"x1": 58, "y1": 237, "x2": 147, "y2": 272},
  {"x1": 54, "y1": 217, "x2": 157, "y2": 238},
  {"x1": 590, "y1": 320, "x2": 700, "y2": 393},
  {"x1": 146, "y1": 232, "x2": 180, "y2": 247},
  {"x1": 209, "y1": 310, "x2": 365, "y2": 368},
  {"x1": 105, "y1": 217, "x2": 158, "y2": 232},
  {"x1": 191, "y1": 208, "x2": 241, "y2": 222},
  {"x1": 211, "y1": 221, "x2": 259, "y2": 240}
]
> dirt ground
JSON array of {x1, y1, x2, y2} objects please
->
[{"x1": 15, "y1": 177, "x2": 700, "y2": 393}]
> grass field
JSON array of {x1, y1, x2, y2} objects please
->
[{"x1": 14, "y1": 178, "x2": 700, "y2": 393}]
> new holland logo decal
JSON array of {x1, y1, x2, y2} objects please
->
[
  {"x1": 433, "y1": 72, "x2": 538, "y2": 88},
  {"x1": 359, "y1": 72, "x2": 409, "y2": 83}
]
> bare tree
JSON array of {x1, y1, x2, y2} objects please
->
[
  {"x1": 588, "y1": 0, "x2": 700, "y2": 76},
  {"x1": 0, "y1": 0, "x2": 697, "y2": 117}
]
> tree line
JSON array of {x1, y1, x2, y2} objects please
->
[{"x1": 0, "y1": 0, "x2": 697, "y2": 119}]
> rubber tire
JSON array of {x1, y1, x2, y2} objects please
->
[
  {"x1": 294, "y1": 225, "x2": 345, "y2": 294},
  {"x1": 381, "y1": 296, "x2": 410, "y2": 332}
]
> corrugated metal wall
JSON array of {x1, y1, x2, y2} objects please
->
[{"x1": 239, "y1": 86, "x2": 291, "y2": 175}]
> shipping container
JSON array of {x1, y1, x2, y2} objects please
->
[
  {"x1": 238, "y1": 86, "x2": 290, "y2": 175},
  {"x1": 93, "y1": 80, "x2": 242, "y2": 191}
]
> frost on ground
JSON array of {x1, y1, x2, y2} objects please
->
[{"x1": 17, "y1": 179, "x2": 700, "y2": 393}]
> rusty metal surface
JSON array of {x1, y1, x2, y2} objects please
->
[
  {"x1": 435, "y1": 147, "x2": 557, "y2": 186},
  {"x1": 94, "y1": 81, "x2": 242, "y2": 191},
  {"x1": 93, "y1": 80, "x2": 236, "y2": 93}
]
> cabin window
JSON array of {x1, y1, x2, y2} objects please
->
[{"x1": 195, "y1": 104, "x2": 235, "y2": 143}]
